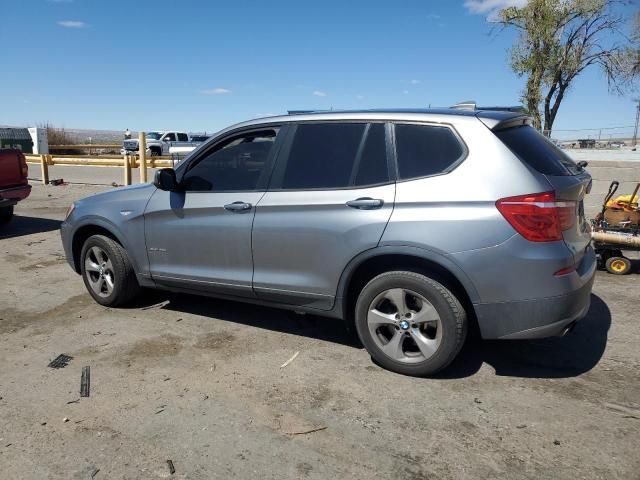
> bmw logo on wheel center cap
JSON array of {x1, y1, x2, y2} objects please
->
[{"x1": 399, "y1": 320, "x2": 410, "y2": 330}]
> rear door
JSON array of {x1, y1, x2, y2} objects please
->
[
  {"x1": 495, "y1": 125, "x2": 592, "y2": 268},
  {"x1": 251, "y1": 122, "x2": 395, "y2": 310}
]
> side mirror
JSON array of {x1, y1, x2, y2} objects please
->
[
  {"x1": 163, "y1": 137, "x2": 171, "y2": 142},
  {"x1": 154, "y1": 168, "x2": 179, "y2": 191}
]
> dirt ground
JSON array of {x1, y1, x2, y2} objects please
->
[{"x1": 1, "y1": 182, "x2": 639, "y2": 480}]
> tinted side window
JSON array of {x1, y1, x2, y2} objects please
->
[
  {"x1": 495, "y1": 126, "x2": 577, "y2": 176},
  {"x1": 395, "y1": 124, "x2": 464, "y2": 180},
  {"x1": 354, "y1": 124, "x2": 389, "y2": 187},
  {"x1": 164, "y1": 133, "x2": 177, "y2": 142},
  {"x1": 280, "y1": 123, "x2": 389, "y2": 189},
  {"x1": 182, "y1": 130, "x2": 276, "y2": 191},
  {"x1": 177, "y1": 133, "x2": 189, "y2": 141}
]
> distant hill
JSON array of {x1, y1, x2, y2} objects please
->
[{"x1": 60, "y1": 128, "x2": 137, "y2": 144}]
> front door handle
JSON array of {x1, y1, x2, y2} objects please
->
[
  {"x1": 346, "y1": 197, "x2": 384, "y2": 210},
  {"x1": 224, "y1": 201, "x2": 252, "y2": 212}
]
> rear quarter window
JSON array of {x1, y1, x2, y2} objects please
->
[
  {"x1": 394, "y1": 124, "x2": 465, "y2": 180},
  {"x1": 495, "y1": 125, "x2": 579, "y2": 176}
]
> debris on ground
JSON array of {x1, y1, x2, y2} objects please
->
[
  {"x1": 48, "y1": 354, "x2": 73, "y2": 369},
  {"x1": 167, "y1": 460, "x2": 175, "y2": 475},
  {"x1": 66, "y1": 399, "x2": 80, "y2": 404},
  {"x1": 280, "y1": 351, "x2": 300, "y2": 369},
  {"x1": 553, "y1": 440, "x2": 561, "y2": 445},
  {"x1": 49, "y1": 179, "x2": 65, "y2": 186},
  {"x1": 90, "y1": 467, "x2": 100, "y2": 478},
  {"x1": 287, "y1": 426, "x2": 328, "y2": 436},
  {"x1": 62, "y1": 418, "x2": 69, "y2": 423},
  {"x1": 80, "y1": 366, "x2": 90, "y2": 397}
]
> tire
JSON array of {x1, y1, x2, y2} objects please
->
[
  {"x1": 0, "y1": 206, "x2": 14, "y2": 225},
  {"x1": 605, "y1": 256, "x2": 632, "y2": 275},
  {"x1": 355, "y1": 271, "x2": 467, "y2": 377},
  {"x1": 80, "y1": 234, "x2": 141, "y2": 306},
  {"x1": 150, "y1": 148, "x2": 160, "y2": 157}
]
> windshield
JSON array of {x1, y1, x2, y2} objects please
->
[{"x1": 146, "y1": 132, "x2": 162, "y2": 140}]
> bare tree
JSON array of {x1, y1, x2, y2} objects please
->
[{"x1": 497, "y1": 0, "x2": 636, "y2": 135}]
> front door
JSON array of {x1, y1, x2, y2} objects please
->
[{"x1": 144, "y1": 127, "x2": 283, "y2": 297}]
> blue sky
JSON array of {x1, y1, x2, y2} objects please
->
[{"x1": 1, "y1": 0, "x2": 637, "y2": 138}]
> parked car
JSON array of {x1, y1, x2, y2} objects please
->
[
  {"x1": 0, "y1": 149, "x2": 31, "y2": 224},
  {"x1": 61, "y1": 108, "x2": 596, "y2": 376},
  {"x1": 121, "y1": 131, "x2": 198, "y2": 156}
]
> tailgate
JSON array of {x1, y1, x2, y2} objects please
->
[
  {"x1": 492, "y1": 124, "x2": 593, "y2": 270},
  {"x1": 545, "y1": 171, "x2": 592, "y2": 269},
  {"x1": 0, "y1": 150, "x2": 26, "y2": 188}
]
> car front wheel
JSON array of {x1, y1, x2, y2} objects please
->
[
  {"x1": 80, "y1": 234, "x2": 141, "y2": 307},
  {"x1": 355, "y1": 271, "x2": 467, "y2": 376}
]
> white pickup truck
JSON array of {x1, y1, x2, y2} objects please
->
[{"x1": 121, "y1": 131, "x2": 204, "y2": 157}]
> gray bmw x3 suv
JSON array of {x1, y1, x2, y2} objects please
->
[{"x1": 61, "y1": 108, "x2": 596, "y2": 376}]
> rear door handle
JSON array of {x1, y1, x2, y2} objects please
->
[
  {"x1": 346, "y1": 197, "x2": 384, "y2": 210},
  {"x1": 224, "y1": 201, "x2": 252, "y2": 212}
]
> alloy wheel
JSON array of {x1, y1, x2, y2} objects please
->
[
  {"x1": 84, "y1": 246, "x2": 115, "y2": 297},
  {"x1": 367, "y1": 288, "x2": 442, "y2": 364}
]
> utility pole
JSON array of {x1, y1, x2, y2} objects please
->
[{"x1": 633, "y1": 99, "x2": 640, "y2": 147}]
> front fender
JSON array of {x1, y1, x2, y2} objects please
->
[{"x1": 67, "y1": 215, "x2": 148, "y2": 276}]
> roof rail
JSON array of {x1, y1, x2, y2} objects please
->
[
  {"x1": 450, "y1": 101, "x2": 526, "y2": 114},
  {"x1": 451, "y1": 101, "x2": 477, "y2": 111}
]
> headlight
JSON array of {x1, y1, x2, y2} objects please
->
[{"x1": 64, "y1": 203, "x2": 75, "y2": 220}]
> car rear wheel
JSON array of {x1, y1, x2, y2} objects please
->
[
  {"x1": 355, "y1": 271, "x2": 467, "y2": 376},
  {"x1": 0, "y1": 206, "x2": 14, "y2": 225},
  {"x1": 80, "y1": 234, "x2": 141, "y2": 306}
]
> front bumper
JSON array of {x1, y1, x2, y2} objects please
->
[
  {"x1": 474, "y1": 248, "x2": 597, "y2": 339},
  {"x1": 60, "y1": 221, "x2": 77, "y2": 272}
]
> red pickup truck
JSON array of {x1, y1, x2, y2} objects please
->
[{"x1": 0, "y1": 149, "x2": 31, "y2": 224}]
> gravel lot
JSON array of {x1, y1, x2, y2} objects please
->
[{"x1": 1, "y1": 182, "x2": 639, "y2": 479}]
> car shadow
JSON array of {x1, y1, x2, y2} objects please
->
[
  {"x1": 133, "y1": 291, "x2": 610, "y2": 379},
  {"x1": 436, "y1": 294, "x2": 611, "y2": 379},
  {"x1": 136, "y1": 290, "x2": 356, "y2": 347},
  {"x1": 0, "y1": 215, "x2": 62, "y2": 239}
]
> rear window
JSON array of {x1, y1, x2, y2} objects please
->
[{"x1": 495, "y1": 126, "x2": 580, "y2": 176}]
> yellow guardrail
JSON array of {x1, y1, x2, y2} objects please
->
[
  {"x1": 24, "y1": 153, "x2": 176, "y2": 185},
  {"x1": 49, "y1": 144, "x2": 122, "y2": 150},
  {"x1": 23, "y1": 132, "x2": 182, "y2": 185}
]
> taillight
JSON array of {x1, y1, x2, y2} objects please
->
[
  {"x1": 496, "y1": 191, "x2": 576, "y2": 242},
  {"x1": 19, "y1": 153, "x2": 28, "y2": 178}
]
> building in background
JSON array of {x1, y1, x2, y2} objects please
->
[{"x1": 0, "y1": 128, "x2": 34, "y2": 152}]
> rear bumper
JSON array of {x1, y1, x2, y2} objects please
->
[
  {"x1": 0, "y1": 184, "x2": 31, "y2": 206},
  {"x1": 474, "y1": 246, "x2": 596, "y2": 339}
]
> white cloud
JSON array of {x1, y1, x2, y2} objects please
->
[
  {"x1": 312, "y1": 90, "x2": 327, "y2": 97},
  {"x1": 464, "y1": 0, "x2": 527, "y2": 15},
  {"x1": 200, "y1": 88, "x2": 232, "y2": 95},
  {"x1": 410, "y1": 79, "x2": 421, "y2": 85},
  {"x1": 426, "y1": 13, "x2": 441, "y2": 20},
  {"x1": 58, "y1": 20, "x2": 86, "y2": 28}
]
